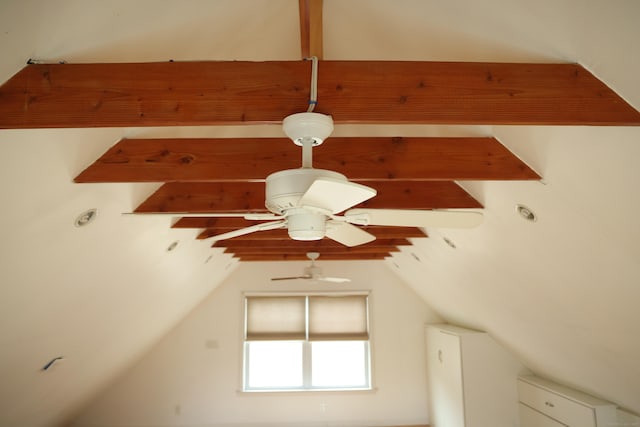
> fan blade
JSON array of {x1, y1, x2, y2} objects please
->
[
  {"x1": 243, "y1": 213, "x2": 285, "y2": 220},
  {"x1": 325, "y1": 221, "x2": 376, "y2": 247},
  {"x1": 318, "y1": 277, "x2": 351, "y2": 283},
  {"x1": 271, "y1": 275, "x2": 312, "y2": 281},
  {"x1": 205, "y1": 220, "x2": 286, "y2": 241},
  {"x1": 125, "y1": 212, "x2": 283, "y2": 220},
  {"x1": 299, "y1": 178, "x2": 376, "y2": 214},
  {"x1": 344, "y1": 209, "x2": 483, "y2": 228}
]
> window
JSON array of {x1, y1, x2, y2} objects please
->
[{"x1": 243, "y1": 293, "x2": 371, "y2": 391}]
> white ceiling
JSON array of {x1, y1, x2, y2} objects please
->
[{"x1": 1, "y1": 1, "x2": 639, "y2": 426}]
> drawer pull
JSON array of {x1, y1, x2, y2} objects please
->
[{"x1": 544, "y1": 401, "x2": 555, "y2": 408}]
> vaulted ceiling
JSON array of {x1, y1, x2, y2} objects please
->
[
  {"x1": 1, "y1": 1, "x2": 637, "y2": 261},
  {"x1": 1, "y1": 1, "x2": 640, "y2": 426}
]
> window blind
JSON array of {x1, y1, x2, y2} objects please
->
[
  {"x1": 308, "y1": 295, "x2": 369, "y2": 341},
  {"x1": 245, "y1": 294, "x2": 369, "y2": 341},
  {"x1": 245, "y1": 296, "x2": 306, "y2": 340}
]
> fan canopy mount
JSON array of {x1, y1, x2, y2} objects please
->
[{"x1": 282, "y1": 112, "x2": 334, "y2": 146}]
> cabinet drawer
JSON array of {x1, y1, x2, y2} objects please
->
[
  {"x1": 519, "y1": 403, "x2": 565, "y2": 427},
  {"x1": 518, "y1": 379, "x2": 596, "y2": 427}
]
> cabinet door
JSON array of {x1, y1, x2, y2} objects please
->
[
  {"x1": 427, "y1": 329, "x2": 465, "y2": 427},
  {"x1": 519, "y1": 403, "x2": 566, "y2": 427}
]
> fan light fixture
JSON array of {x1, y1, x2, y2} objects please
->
[{"x1": 286, "y1": 209, "x2": 326, "y2": 241}]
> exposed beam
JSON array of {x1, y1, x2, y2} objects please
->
[
  {"x1": 173, "y1": 217, "x2": 270, "y2": 229},
  {"x1": 211, "y1": 238, "x2": 413, "y2": 249},
  {"x1": 236, "y1": 253, "x2": 390, "y2": 261},
  {"x1": 199, "y1": 225, "x2": 426, "y2": 240},
  {"x1": 134, "y1": 181, "x2": 482, "y2": 213},
  {"x1": 2, "y1": 61, "x2": 639, "y2": 128},
  {"x1": 299, "y1": 0, "x2": 323, "y2": 59},
  {"x1": 206, "y1": 229, "x2": 420, "y2": 242},
  {"x1": 173, "y1": 217, "x2": 426, "y2": 236},
  {"x1": 225, "y1": 246, "x2": 400, "y2": 254},
  {"x1": 203, "y1": 227, "x2": 425, "y2": 241},
  {"x1": 208, "y1": 229, "x2": 293, "y2": 241},
  {"x1": 74, "y1": 137, "x2": 540, "y2": 183}
]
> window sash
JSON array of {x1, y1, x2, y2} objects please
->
[
  {"x1": 244, "y1": 340, "x2": 371, "y2": 391},
  {"x1": 243, "y1": 293, "x2": 371, "y2": 391}
]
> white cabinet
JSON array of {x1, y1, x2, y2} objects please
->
[
  {"x1": 519, "y1": 403, "x2": 565, "y2": 427},
  {"x1": 518, "y1": 375, "x2": 617, "y2": 427},
  {"x1": 425, "y1": 324, "x2": 526, "y2": 427}
]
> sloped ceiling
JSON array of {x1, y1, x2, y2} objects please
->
[{"x1": 0, "y1": 1, "x2": 639, "y2": 426}]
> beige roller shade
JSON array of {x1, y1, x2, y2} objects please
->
[
  {"x1": 308, "y1": 295, "x2": 369, "y2": 341},
  {"x1": 245, "y1": 296, "x2": 306, "y2": 340}
]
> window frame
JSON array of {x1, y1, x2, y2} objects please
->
[{"x1": 242, "y1": 291, "x2": 372, "y2": 392}]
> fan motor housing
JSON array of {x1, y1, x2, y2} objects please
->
[{"x1": 265, "y1": 168, "x2": 347, "y2": 214}]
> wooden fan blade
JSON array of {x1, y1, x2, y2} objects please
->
[{"x1": 125, "y1": 212, "x2": 282, "y2": 220}]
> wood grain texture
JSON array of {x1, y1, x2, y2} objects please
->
[
  {"x1": 199, "y1": 225, "x2": 426, "y2": 240},
  {"x1": 211, "y1": 237, "x2": 413, "y2": 248},
  {"x1": 236, "y1": 253, "x2": 390, "y2": 261},
  {"x1": 133, "y1": 181, "x2": 482, "y2": 213},
  {"x1": 225, "y1": 246, "x2": 400, "y2": 254},
  {"x1": 74, "y1": 137, "x2": 540, "y2": 183},
  {"x1": 2, "y1": 61, "x2": 639, "y2": 128},
  {"x1": 173, "y1": 217, "x2": 426, "y2": 236},
  {"x1": 202, "y1": 227, "x2": 426, "y2": 241},
  {"x1": 299, "y1": 0, "x2": 323, "y2": 59}
]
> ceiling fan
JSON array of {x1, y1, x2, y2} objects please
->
[
  {"x1": 198, "y1": 111, "x2": 483, "y2": 247},
  {"x1": 271, "y1": 252, "x2": 350, "y2": 283}
]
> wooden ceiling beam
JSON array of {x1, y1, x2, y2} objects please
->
[
  {"x1": 225, "y1": 246, "x2": 399, "y2": 255},
  {"x1": 203, "y1": 227, "x2": 425, "y2": 241},
  {"x1": 299, "y1": 0, "x2": 323, "y2": 59},
  {"x1": 199, "y1": 225, "x2": 426, "y2": 240},
  {"x1": 211, "y1": 237, "x2": 413, "y2": 249},
  {"x1": 133, "y1": 181, "x2": 482, "y2": 213},
  {"x1": 236, "y1": 253, "x2": 390, "y2": 261},
  {"x1": 173, "y1": 217, "x2": 425, "y2": 236},
  {"x1": 74, "y1": 137, "x2": 540, "y2": 183},
  {"x1": 2, "y1": 61, "x2": 639, "y2": 128}
]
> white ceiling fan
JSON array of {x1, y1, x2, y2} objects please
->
[
  {"x1": 271, "y1": 252, "x2": 350, "y2": 283},
  {"x1": 196, "y1": 111, "x2": 483, "y2": 247}
]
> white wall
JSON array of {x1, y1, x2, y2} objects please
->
[{"x1": 71, "y1": 260, "x2": 441, "y2": 427}]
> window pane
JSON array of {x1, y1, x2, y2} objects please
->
[
  {"x1": 311, "y1": 341, "x2": 369, "y2": 388},
  {"x1": 246, "y1": 341, "x2": 303, "y2": 388}
]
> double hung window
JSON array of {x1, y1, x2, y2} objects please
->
[{"x1": 243, "y1": 293, "x2": 371, "y2": 391}]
